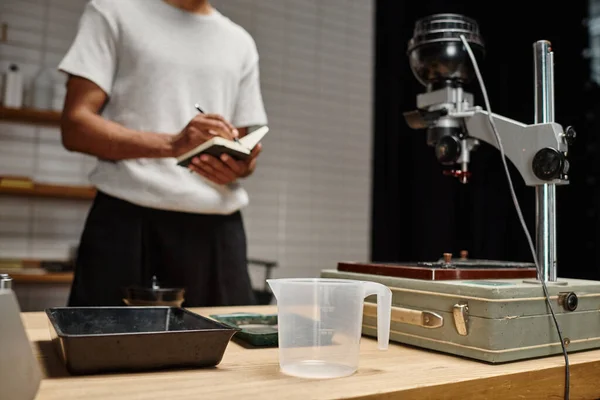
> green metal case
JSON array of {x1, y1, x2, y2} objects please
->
[{"x1": 321, "y1": 269, "x2": 600, "y2": 363}]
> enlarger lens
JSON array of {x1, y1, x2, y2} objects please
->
[{"x1": 435, "y1": 135, "x2": 461, "y2": 165}]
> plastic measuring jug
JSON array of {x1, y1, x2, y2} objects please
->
[{"x1": 267, "y1": 278, "x2": 391, "y2": 379}]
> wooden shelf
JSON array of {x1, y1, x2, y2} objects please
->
[
  {"x1": 0, "y1": 183, "x2": 96, "y2": 200},
  {"x1": 0, "y1": 106, "x2": 61, "y2": 126},
  {"x1": 8, "y1": 271, "x2": 73, "y2": 284}
]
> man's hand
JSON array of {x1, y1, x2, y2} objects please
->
[
  {"x1": 189, "y1": 143, "x2": 262, "y2": 185},
  {"x1": 170, "y1": 114, "x2": 238, "y2": 157},
  {"x1": 60, "y1": 76, "x2": 247, "y2": 164}
]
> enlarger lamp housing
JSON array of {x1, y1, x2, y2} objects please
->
[{"x1": 407, "y1": 13, "x2": 485, "y2": 89}]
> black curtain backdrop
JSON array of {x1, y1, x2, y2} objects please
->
[{"x1": 371, "y1": 0, "x2": 595, "y2": 279}]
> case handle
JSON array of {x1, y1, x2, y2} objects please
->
[{"x1": 363, "y1": 303, "x2": 443, "y2": 329}]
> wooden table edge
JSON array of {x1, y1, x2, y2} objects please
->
[{"x1": 348, "y1": 359, "x2": 600, "y2": 399}]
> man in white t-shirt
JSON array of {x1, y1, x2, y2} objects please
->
[{"x1": 59, "y1": 0, "x2": 267, "y2": 306}]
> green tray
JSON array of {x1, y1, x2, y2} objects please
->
[{"x1": 210, "y1": 313, "x2": 278, "y2": 347}]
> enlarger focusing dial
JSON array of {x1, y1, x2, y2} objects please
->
[{"x1": 532, "y1": 148, "x2": 568, "y2": 180}]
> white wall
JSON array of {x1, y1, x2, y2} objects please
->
[
  {"x1": 211, "y1": 0, "x2": 374, "y2": 284},
  {"x1": 0, "y1": 0, "x2": 374, "y2": 290},
  {"x1": 0, "y1": 0, "x2": 92, "y2": 262}
]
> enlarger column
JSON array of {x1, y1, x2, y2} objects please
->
[{"x1": 534, "y1": 40, "x2": 557, "y2": 282}]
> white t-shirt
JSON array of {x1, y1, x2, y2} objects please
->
[{"x1": 59, "y1": 0, "x2": 268, "y2": 214}]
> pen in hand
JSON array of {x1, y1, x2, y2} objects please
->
[{"x1": 194, "y1": 104, "x2": 241, "y2": 144}]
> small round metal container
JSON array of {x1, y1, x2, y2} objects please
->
[
  {"x1": 123, "y1": 277, "x2": 185, "y2": 307},
  {"x1": 123, "y1": 287, "x2": 185, "y2": 307}
]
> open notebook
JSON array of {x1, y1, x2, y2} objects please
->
[{"x1": 176, "y1": 125, "x2": 269, "y2": 167}]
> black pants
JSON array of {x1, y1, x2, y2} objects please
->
[{"x1": 68, "y1": 191, "x2": 256, "y2": 307}]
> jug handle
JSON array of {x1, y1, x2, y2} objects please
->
[{"x1": 363, "y1": 282, "x2": 392, "y2": 350}]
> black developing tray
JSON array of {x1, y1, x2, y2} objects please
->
[{"x1": 45, "y1": 307, "x2": 238, "y2": 375}]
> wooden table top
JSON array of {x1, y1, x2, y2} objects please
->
[{"x1": 23, "y1": 305, "x2": 600, "y2": 400}]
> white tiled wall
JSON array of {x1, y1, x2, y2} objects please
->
[
  {"x1": 0, "y1": 0, "x2": 92, "y2": 261},
  {"x1": 0, "y1": 0, "x2": 374, "y2": 285},
  {"x1": 212, "y1": 0, "x2": 374, "y2": 283}
]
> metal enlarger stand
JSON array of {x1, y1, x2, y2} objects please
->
[{"x1": 534, "y1": 41, "x2": 558, "y2": 283}]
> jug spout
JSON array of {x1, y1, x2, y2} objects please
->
[
  {"x1": 266, "y1": 279, "x2": 280, "y2": 300},
  {"x1": 363, "y1": 281, "x2": 392, "y2": 350}
]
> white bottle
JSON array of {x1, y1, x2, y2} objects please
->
[
  {"x1": 3, "y1": 64, "x2": 23, "y2": 108},
  {"x1": 32, "y1": 67, "x2": 53, "y2": 110},
  {"x1": 51, "y1": 71, "x2": 67, "y2": 112}
]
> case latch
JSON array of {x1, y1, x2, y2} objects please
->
[{"x1": 452, "y1": 303, "x2": 469, "y2": 336}]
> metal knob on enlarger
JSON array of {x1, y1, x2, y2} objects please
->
[{"x1": 0, "y1": 274, "x2": 12, "y2": 289}]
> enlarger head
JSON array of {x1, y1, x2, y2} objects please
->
[
  {"x1": 404, "y1": 15, "x2": 572, "y2": 187},
  {"x1": 407, "y1": 13, "x2": 485, "y2": 90},
  {"x1": 404, "y1": 14, "x2": 485, "y2": 183}
]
